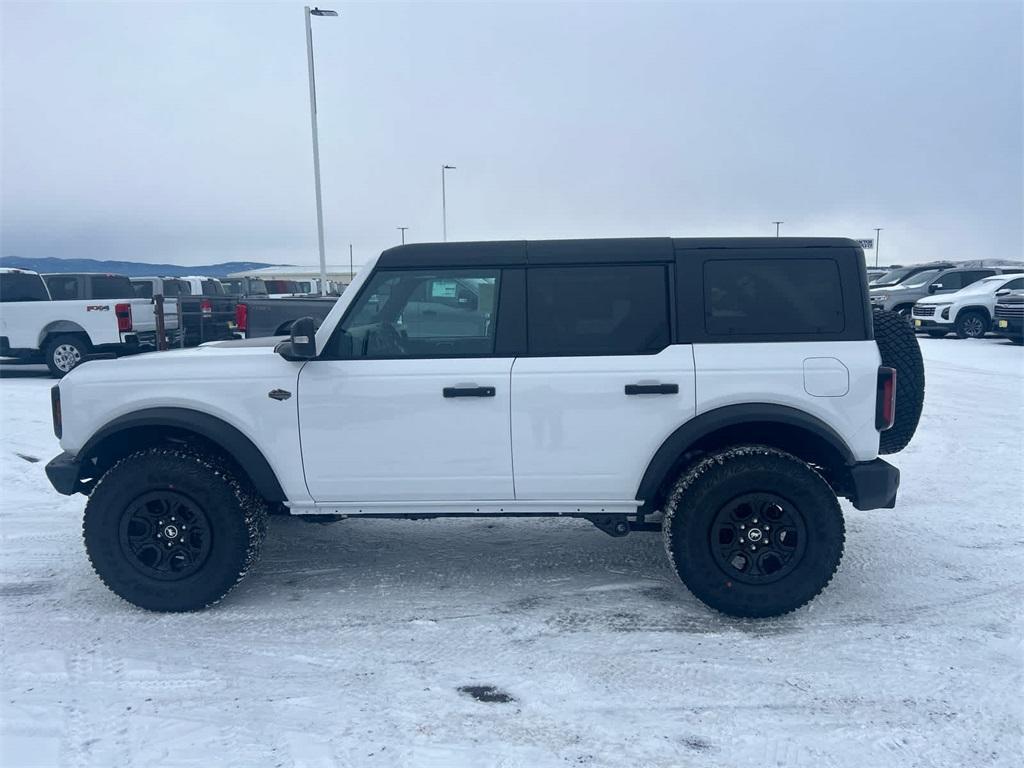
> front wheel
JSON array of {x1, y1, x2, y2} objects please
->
[
  {"x1": 83, "y1": 447, "x2": 268, "y2": 611},
  {"x1": 926, "y1": 330, "x2": 948, "y2": 339},
  {"x1": 663, "y1": 446, "x2": 845, "y2": 618},
  {"x1": 955, "y1": 310, "x2": 989, "y2": 339}
]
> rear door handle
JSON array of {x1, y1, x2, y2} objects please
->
[
  {"x1": 443, "y1": 386, "x2": 495, "y2": 398},
  {"x1": 624, "y1": 383, "x2": 678, "y2": 395}
]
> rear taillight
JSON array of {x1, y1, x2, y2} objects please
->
[
  {"x1": 876, "y1": 366, "x2": 897, "y2": 431},
  {"x1": 201, "y1": 298, "x2": 213, "y2": 316},
  {"x1": 115, "y1": 303, "x2": 132, "y2": 332},
  {"x1": 235, "y1": 302, "x2": 248, "y2": 332},
  {"x1": 51, "y1": 385, "x2": 62, "y2": 439}
]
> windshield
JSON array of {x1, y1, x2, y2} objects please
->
[
  {"x1": 900, "y1": 269, "x2": 942, "y2": 289},
  {"x1": 871, "y1": 267, "x2": 917, "y2": 287}
]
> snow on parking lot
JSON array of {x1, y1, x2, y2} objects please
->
[{"x1": 1, "y1": 339, "x2": 1021, "y2": 768}]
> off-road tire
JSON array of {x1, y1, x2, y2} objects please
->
[
  {"x1": 955, "y1": 310, "x2": 989, "y2": 339},
  {"x1": 44, "y1": 334, "x2": 89, "y2": 378},
  {"x1": 873, "y1": 309, "x2": 925, "y2": 454},
  {"x1": 662, "y1": 446, "x2": 845, "y2": 618},
  {"x1": 83, "y1": 446, "x2": 268, "y2": 611}
]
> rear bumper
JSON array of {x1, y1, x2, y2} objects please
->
[
  {"x1": 847, "y1": 458, "x2": 900, "y2": 510},
  {"x1": 45, "y1": 451, "x2": 82, "y2": 496}
]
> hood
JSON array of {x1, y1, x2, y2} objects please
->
[{"x1": 63, "y1": 338, "x2": 288, "y2": 384}]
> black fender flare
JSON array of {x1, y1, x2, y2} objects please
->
[
  {"x1": 635, "y1": 403, "x2": 856, "y2": 511},
  {"x1": 78, "y1": 407, "x2": 286, "y2": 501}
]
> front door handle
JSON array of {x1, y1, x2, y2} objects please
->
[
  {"x1": 443, "y1": 386, "x2": 495, "y2": 398},
  {"x1": 624, "y1": 383, "x2": 678, "y2": 395}
]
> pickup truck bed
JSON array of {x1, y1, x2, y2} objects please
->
[{"x1": 237, "y1": 296, "x2": 337, "y2": 338}]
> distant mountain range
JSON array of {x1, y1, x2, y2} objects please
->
[{"x1": 0, "y1": 256, "x2": 286, "y2": 278}]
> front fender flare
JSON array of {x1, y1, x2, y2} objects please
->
[{"x1": 77, "y1": 407, "x2": 286, "y2": 501}]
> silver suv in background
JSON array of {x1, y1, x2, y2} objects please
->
[{"x1": 870, "y1": 266, "x2": 1009, "y2": 317}]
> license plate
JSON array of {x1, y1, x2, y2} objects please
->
[
  {"x1": 914, "y1": 319, "x2": 921, "y2": 327},
  {"x1": 999, "y1": 319, "x2": 1008, "y2": 328}
]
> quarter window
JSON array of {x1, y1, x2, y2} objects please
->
[
  {"x1": 526, "y1": 265, "x2": 671, "y2": 356},
  {"x1": 704, "y1": 258, "x2": 844, "y2": 335},
  {"x1": 341, "y1": 269, "x2": 501, "y2": 358}
]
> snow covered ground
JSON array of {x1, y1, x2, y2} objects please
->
[{"x1": 1, "y1": 339, "x2": 1021, "y2": 768}]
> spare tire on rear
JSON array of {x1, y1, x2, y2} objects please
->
[{"x1": 873, "y1": 309, "x2": 925, "y2": 454}]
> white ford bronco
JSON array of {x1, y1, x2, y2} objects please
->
[{"x1": 45, "y1": 238, "x2": 924, "y2": 617}]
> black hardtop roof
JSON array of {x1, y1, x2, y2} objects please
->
[{"x1": 378, "y1": 237, "x2": 863, "y2": 268}]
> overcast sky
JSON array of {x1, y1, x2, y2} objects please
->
[{"x1": 2, "y1": 1, "x2": 1021, "y2": 268}]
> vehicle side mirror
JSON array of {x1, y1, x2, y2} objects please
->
[
  {"x1": 275, "y1": 316, "x2": 317, "y2": 360},
  {"x1": 928, "y1": 283, "x2": 940, "y2": 294}
]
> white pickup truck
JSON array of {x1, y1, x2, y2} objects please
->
[
  {"x1": 0, "y1": 268, "x2": 164, "y2": 376},
  {"x1": 42, "y1": 272, "x2": 178, "y2": 348}
]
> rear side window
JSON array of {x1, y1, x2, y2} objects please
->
[
  {"x1": 44, "y1": 275, "x2": 80, "y2": 300},
  {"x1": 704, "y1": 259, "x2": 844, "y2": 335},
  {"x1": 527, "y1": 265, "x2": 670, "y2": 356},
  {"x1": 132, "y1": 282, "x2": 153, "y2": 298},
  {"x1": 0, "y1": 273, "x2": 50, "y2": 302},
  {"x1": 91, "y1": 276, "x2": 134, "y2": 299}
]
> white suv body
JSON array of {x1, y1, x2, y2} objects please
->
[
  {"x1": 45, "y1": 238, "x2": 918, "y2": 618},
  {"x1": 912, "y1": 273, "x2": 1024, "y2": 338}
]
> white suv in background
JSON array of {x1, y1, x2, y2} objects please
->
[{"x1": 912, "y1": 273, "x2": 1024, "y2": 338}]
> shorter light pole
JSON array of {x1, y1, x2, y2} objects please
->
[
  {"x1": 874, "y1": 227, "x2": 883, "y2": 268},
  {"x1": 441, "y1": 164, "x2": 456, "y2": 241},
  {"x1": 773, "y1": 221, "x2": 784, "y2": 237},
  {"x1": 348, "y1": 243, "x2": 354, "y2": 282},
  {"x1": 397, "y1": 226, "x2": 408, "y2": 245}
]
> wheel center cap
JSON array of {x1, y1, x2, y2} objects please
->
[
  {"x1": 747, "y1": 528, "x2": 764, "y2": 543},
  {"x1": 163, "y1": 524, "x2": 179, "y2": 539}
]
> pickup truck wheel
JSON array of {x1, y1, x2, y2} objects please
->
[
  {"x1": 662, "y1": 446, "x2": 845, "y2": 619},
  {"x1": 44, "y1": 334, "x2": 88, "y2": 378},
  {"x1": 873, "y1": 309, "x2": 925, "y2": 454},
  {"x1": 83, "y1": 447, "x2": 268, "y2": 611}
]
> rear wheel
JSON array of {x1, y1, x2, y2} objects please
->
[
  {"x1": 83, "y1": 447, "x2": 268, "y2": 611},
  {"x1": 955, "y1": 310, "x2": 988, "y2": 339},
  {"x1": 662, "y1": 446, "x2": 845, "y2": 618},
  {"x1": 44, "y1": 334, "x2": 89, "y2": 378}
]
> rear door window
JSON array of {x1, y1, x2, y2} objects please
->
[
  {"x1": 0, "y1": 272, "x2": 50, "y2": 302},
  {"x1": 703, "y1": 258, "x2": 844, "y2": 335},
  {"x1": 526, "y1": 265, "x2": 670, "y2": 356},
  {"x1": 132, "y1": 282, "x2": 153, "y2": 298}
]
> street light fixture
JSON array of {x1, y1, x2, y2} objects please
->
[
  {"x1": 304, "y1": 6, "x2": 337, "y2": 296},
  {"x1": 397, "y1": 227, "x2": 409, "y2": 245},
  {"x1": 442, "y1": 165, "x2": 456, "y2": 241},
  {"x1": 773, "y1": 221, "x2": 784, "y2": 237}
]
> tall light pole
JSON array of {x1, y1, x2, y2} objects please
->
[
  {"x1": 348, "y1": 243, "x2": 354, "y2": 283},
  {"x1": 397, "y1": 226, "x2": 409, "y2": 245},
  {"x1": 773, "y1": 221, "x2": 784, "y2": 237},
  {"x1": 441, "y1": 164, "x2": 456, "y2": 241},
  {"x1": 874, "y1": 227, "x2": 883, "y2": 268},
  {"x1": 304, "y1": 6, "x2": 337, "y2": 296}
]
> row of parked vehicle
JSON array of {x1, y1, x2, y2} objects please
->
[
  {"x1": 867, "y1": 262, "x2": 1024, "y2": 343},
  {"x1": 0, "y1": 269, "x2": 341, "y2": 376}
]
